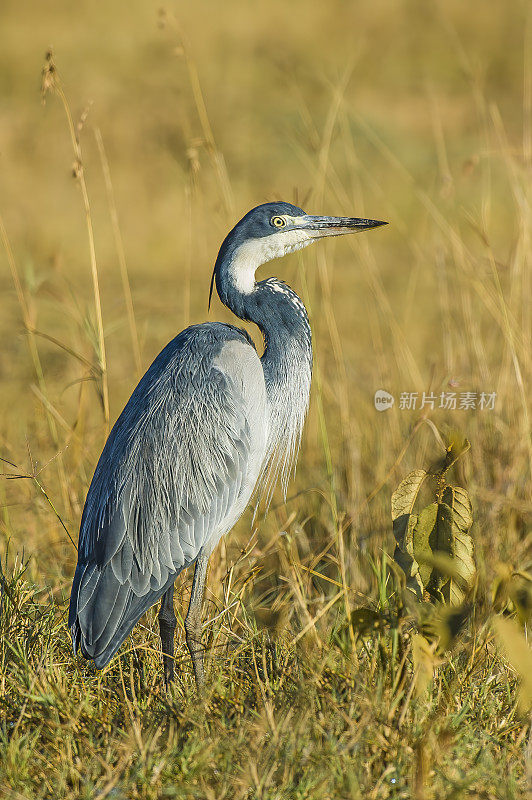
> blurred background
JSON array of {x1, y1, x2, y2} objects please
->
[{"x1": 0, "y1": 0, "x2": 529, "y2": 604}]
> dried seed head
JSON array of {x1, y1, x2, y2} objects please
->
[
  {"x1": 41, "y1": 49, "x2": 58, "y2": 103},
  {"x1": 72, "y1": 158, "x2": 83, "y2": 180},
  {"x1": 77, "y1": 103, "x2": 93, "y2": 135}
]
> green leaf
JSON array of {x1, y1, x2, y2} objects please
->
[
  {"x1": 392, "y1": 469, "x2": 428, "y2": 532},
  {"x1": 421, "y1": 602, "x2": 471, "y2": 651},
  {"x1": 442, "y1": 486, "x2": 475, "y2": 603},
  {"x1": 392, "y1": 467, "x2": 475, "y2": 607},
  {"x1": 349, "y1": 607, "x2": 384, "y2": 637},
  {"x1": 493, "y1": 616, "x2": 532, "y2": 713},
  {"x1": 392, "y1": 470, "x2": 428, "y2": 599},
  {"x1": 442, "y1": 485, "x2": 473, "y2": 531},
  {"x1": 412, "y1": 633, "x2": 437, "y2": 695},
  {"x1": 442, "y1": 432, "x2": 471, "y2": 474},
  {"x1": 414, "y1": 502, "x2": 442, "y2": 587},
  {"x1": 393, "y1": 544, "x2": 424, "y2": 600}
]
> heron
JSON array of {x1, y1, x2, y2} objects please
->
[{"x1": 69, "y1": 202, "x2": 386, "y2": 691}]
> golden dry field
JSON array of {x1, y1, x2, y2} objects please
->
[{"x1": 0, "y1": 1, "x2": 531, "y2": 798}]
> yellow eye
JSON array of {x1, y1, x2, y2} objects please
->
[{"x1": 271, "y1": 216, "x2": 286, "y2": 228}]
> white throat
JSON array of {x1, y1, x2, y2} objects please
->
[{"x1": 229, "y1": 230, "x2": 312, "y2": 294}]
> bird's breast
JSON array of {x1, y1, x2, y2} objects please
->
[{"x1": 200, "y1": 338, "x2": 269, "y2": 554}]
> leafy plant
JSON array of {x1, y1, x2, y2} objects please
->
[{"x1": 392, "y1": 433, "x2": 476, "y2": 605}]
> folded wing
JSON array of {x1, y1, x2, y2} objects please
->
[{"x1": 69, "y1": 323, "x2": 267, "y2": 668}]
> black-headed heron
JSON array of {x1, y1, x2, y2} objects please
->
[{"x1": 69, "y1": 202, "x2": 386, "y2": 691}]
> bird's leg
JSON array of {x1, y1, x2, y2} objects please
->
[
  {"x1": 185, "y1": 553, "x2": 209, "y2": 694},
  {"x1": 158, "y1": 583, "x2": 177, "y2": 686}
]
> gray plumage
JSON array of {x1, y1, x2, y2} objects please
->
[
  {"x1": 69, "y1": 202, "x2": 386, "y2": 688},
  {"x1": 71, "y1": 323, "x2": 270, "y2": 666}
]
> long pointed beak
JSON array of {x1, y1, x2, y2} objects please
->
[{"x1": 296, "y1": 215, "x2": 387, "y2": 237}]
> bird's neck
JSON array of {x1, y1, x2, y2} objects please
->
[
  {"x1": 214, "y1": 245, "x2": 312, "y2": 382},
  {"x1": 216, "y1": 253, "x2": 312, "y2": 496},
  {"x1": 214, "y1": 245, "x2": 312, "y2": 496},
  {"x1": 255, "y1": 278, "x2": 313, "y2": 497},
  {"x1": 252, "y1": 278, "x2": 312, "y2": 385}
]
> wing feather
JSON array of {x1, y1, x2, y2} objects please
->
[{"x1": 69, "y1": 323, "x2": 267, "y2": 668}]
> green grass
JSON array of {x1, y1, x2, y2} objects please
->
[
  {"x1": 0, "y1": 544, "x2": 528, "y2": 798},
  {"x1": 0, "y1": 1, "x2": 530, "y2": 797}
]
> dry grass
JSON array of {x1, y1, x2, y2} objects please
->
[{"x1": 0, "y1": 1, "x2": 530, "y2": 797}]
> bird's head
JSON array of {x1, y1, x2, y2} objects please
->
[{"x1": 211, "y1": 201, "x2": 387, "y2": 306}]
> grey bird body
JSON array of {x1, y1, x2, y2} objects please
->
[
  {"x1": 69, "y1": 201, "x2": 385, "y2": 686},
  {"x1": 70, "y1": 323, "x2": 270, "y2": 667}
]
